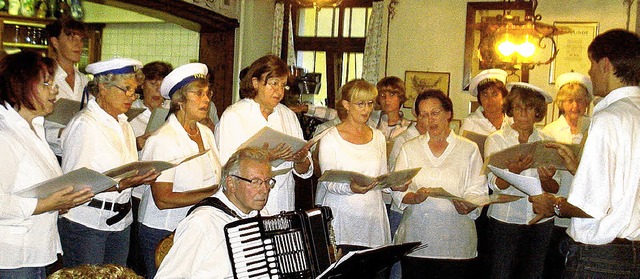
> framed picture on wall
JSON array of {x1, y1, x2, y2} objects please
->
[
  {"x1": 404, "y1": 71, "x2": 450, "y2": 108},
  {"x1": 548, "y1": 22, "x2": 599, "y2": 83}
]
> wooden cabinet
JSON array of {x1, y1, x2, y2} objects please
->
[{"x1": 0, "y1": 13, "x2": 103, "y2": 70}]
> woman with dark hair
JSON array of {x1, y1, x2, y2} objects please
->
[
  {"x1": 485, "y1": 82, "x2": 558, "y2": 279},
  {"x1": 392, "y1": 90, "x2": 486, "y2": 279},
  {"x1": 461, "y1": 69, "x2": 512, "y2": 135},
  {"x1": 59, "y1": 58, "x2": 160, "y2": 268},
  {"x1": 129, "y1": 61, "x2": 173, "y2": 140},
  {"x1": 137, "y1": 63, "x2": 221, "y2": 278},
  {"x1": 216, "y1": 55, "x2": 312, "y2": 214},
  {"x1": 0, "y1": 51, "x2": 93, "y2": 278}
]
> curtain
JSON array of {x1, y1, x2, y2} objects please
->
[
  {"x1": 362, "y1": 1, "x2": 384, "y2": 85},
  {"x1": 272, "y1": 2, "x2": 285, "y2": 56}
]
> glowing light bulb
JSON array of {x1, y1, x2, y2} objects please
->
[
  {"x1": 518, "y1": 41, "x2": 536, "y2": 57},
  {"x1": 498, "y1": 40, "x2": 516, "y2": 56}
]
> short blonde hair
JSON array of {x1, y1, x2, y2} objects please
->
[
  {"x1": 555, "y1": 83, "x2": 592, "y2": 115},
  {"x1": 340, "y1": 79, "x2": 378, "y2": 104}
]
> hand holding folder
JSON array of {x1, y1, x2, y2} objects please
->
[{"x1": 239, "y1": 126, "x2": 331, "y2": 166}]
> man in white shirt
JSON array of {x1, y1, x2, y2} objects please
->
[
  {"x1": 531, "y1": 29, "x2": 640, "y2": 278},
  {"x1": 44, "y1": 18, "x2": 90, "y2": 159},
  {"x1": 155, "y1": 147, "x2": 273, "y2": 278}
]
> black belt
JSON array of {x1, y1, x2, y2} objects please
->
[
  {"x1": 611, "y1": 238, "x2": 640, "y2": 245},
  {"x1": 87, "y1": 199, "x2": 132, "y2": 226}
]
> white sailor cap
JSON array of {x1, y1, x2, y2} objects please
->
[
  {"x1": 469, "y1": 69, "x2": 508, "y2": 97},
  {"x1": 506, "y1": 82, "x2": 553, "y2": 103},
  {"x1": 160, "y1": 63, "x2": 208, "y2": 100},
  {"x1": 85, "y1": 58, "x2": 143, "y2": 77},
  {"x1": 555, "y1": 72, "x2": 593, "y2": 98}
]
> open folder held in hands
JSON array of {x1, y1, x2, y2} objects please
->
[
  {"x1": 238, "y1": 126, "x2": 331, "y2": 166},
  {"x1": 318, "y1": 168, "x2": 421, "y2": 190},
  {"x1": 15, "y1": 168, "x2": 116, "y2": 199},
  {"x1": 103, "y1": 149, "x2": 211, "y2": 181},
  {"x1": 483, "y1": 140, "x2": 582, "y2": 173},
  {"x1": 428, "y1": 187, "x2": 523, "y2": 207}
]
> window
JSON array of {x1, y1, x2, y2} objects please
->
[{"x1": 291, "y1": 3, "x2": 373, "y2": 108}]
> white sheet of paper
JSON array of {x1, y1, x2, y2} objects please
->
[
  {"x1": 487, "y1": 165, "x2": 543, "y2": 196},
  {"x1": 239, "y1": 127, "x2": 309, "y2": 167},
  {"x1": 15, "y1": 167, "x2": 116, "y2": 198}
]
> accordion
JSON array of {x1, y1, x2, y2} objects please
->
[{"x1": 224, "y1": 206, "x2": 335, "y2": 279}]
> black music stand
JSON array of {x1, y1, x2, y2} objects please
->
[{"x1": 316, "y1": 242, "x2": 422, "y2": 279}]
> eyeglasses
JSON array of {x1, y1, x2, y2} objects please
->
[
  {"x1": 113, "y1": 84, "x2": 140, "y2": 99},
  {"x1": 231, "y1": 175, "x2": 276, "y2": 189},
  {"x1": 41, "y1": 81, "x2": 59, "y2": 93},
  {"x1": 186, "y1": 89, "x2": 213, "y2": 99},
  {"x1": 513, "y1": 105, "x2": 536, "y2": 113},
  {"x1": 266, "y1": 79, "x2": 290, "y2": 91},
  {"x1": 353, "y1": 100, "x2": 375, "y2": 109},
  {"x1": 419, "y1": 109, "x2": 445, "y2": 118}
]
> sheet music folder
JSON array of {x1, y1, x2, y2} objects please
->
[{"x1": 316, "y1": 242, "x2": 421, "y2": 279}]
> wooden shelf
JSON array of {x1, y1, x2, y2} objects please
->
[{"x1": 3, "y1": 42, "x2": 48, "y2": 49}]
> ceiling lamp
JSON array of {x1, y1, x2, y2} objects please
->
[
  {"x1": 473, "y1": 0, "x2": 572, "y2": 70},
  {"x1": 294, "y1": 0, "x2": 343, "y2": 10}
]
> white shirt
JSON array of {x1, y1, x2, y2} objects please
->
[
  {"x1": 542, "y1": 115, "x2": 589, "y2": 228},
  {"x1": 317, "y1": 127, "x2": 391, "y2": 247},
  {"x1": 387, "y1": 124, "x2": 420, "y2": 172},
  {"x1": 216, "y1": 98, "x2": 312, "y2": 214},
  {"x1": 155, "y1": 191, "x2": 258, "y2": 279},
  {"x1": 485, "y1": 124, "x2": 553, "y2": 225},
  {"x1": 0, "y1": 104, "x2": 63, "y2": 268},
  {"x1": 60, "y1": 99, "x2": 138, "y2": 231},
  {"x1": 567, "y1": 86, "x2": 640, "y2": 244},
  {"x1": 460, "y1": 107, "x2": 512, "y2": 136},
  {"x1": 138, "y1": 114, "x2": 222, "y2": 232},
  {"x1": 45, "y1": 64, "x2": 90, "y2": 156},
  {"x1": 392, "y1": 132, "x2": 486, "y2": 259}
]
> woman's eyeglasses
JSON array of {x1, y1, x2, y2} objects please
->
[
  {"x1": 113, "y1": 84, "x2": 140, "y2": 99},
  {"x1": 231, "y1": 174, "x2": 276, "y2": 189},
  {"x1": 41, "y1": 81, "x2": 59, "y2": 93},
  {"x1": 266, "y1": 79, "x2": 290, "y2": 91},
  {"x1": 353, "y1": 100, "x2": 375, "y2": 109}
]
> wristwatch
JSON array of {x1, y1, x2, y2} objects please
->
[{"x1": 553, "y1": 199, "x2": 563, "y2": 217}]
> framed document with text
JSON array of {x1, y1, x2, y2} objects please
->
[{"x1": 549, "y1": 22, "x2": 599, "y2": 83}]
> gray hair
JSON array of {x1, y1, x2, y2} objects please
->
[
  {"x1": 221, "y1": 147, "x2": 271, "y2": 191},
  {"x1": 86, "y1": 70, "x2": 144, "y2": 97}
]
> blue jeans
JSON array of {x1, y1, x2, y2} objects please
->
[
  {"x1": 58, "y1": 218, "x2": 131, "y2": 267},
  {"x1": 138, "y1": 223, "x2": 172, "y2": 279},
  {"x1": 562, "y1": 238, "x2": 640, "y2": 278},
  {"x1": 0, "y1": 267, "x2": 45, "y2": 279},
  {"x1": 488, "y1": 218, "x2": 553, "y2": 279}
]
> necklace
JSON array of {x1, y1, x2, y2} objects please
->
[{"x1": 186, "y1": 126, "x2": 199, "y2": 137}]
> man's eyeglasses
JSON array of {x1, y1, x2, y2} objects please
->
[
  {"x1": 41, "y1": 81, "x2": 59, "y2": 92},
  {"x1": 113, "y1": 84, "x2": 140, "y2": 99},
  {"x1": 231, "y1": 174, "x2": 276, "y2": 189}
]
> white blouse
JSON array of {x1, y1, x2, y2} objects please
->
[
  {"x1": 392, "y1": 132, "x2": 486, "y2": 259},
  {"x1": 138, "y1": 114, "x2": 221, "y2": 232},
  {"x1": 61, "y1": 99, "x2": 138, "y2": 231},
  {"x1": 460, "y1": 107, "x2": 512, "y2": 136},
  {"x1": 216, "y1": 98, "x2": 312, "y2": 214},
  {"x1": 0, "y1": 104, "x2": 63, "y2": 268},
  {"x1": 317, "y1": 127, "x2": 391, "y2": 248},
  {"x1": 485, "y1": 125, "x2": 552, "y2": 225}
]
